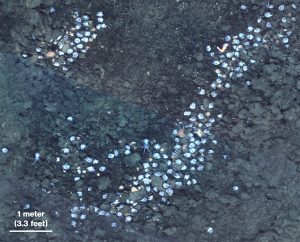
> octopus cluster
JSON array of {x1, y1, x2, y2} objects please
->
[
  {"x1": 32, "y1": 2, "x2": 297, "y2": 230},
  {"x1": 31, "y1": 10, "x2": 106, "y2": 71}
]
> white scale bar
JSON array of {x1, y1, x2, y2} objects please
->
[{"x1": 9, "y1": 230, "x2": 53, "y2": 233}]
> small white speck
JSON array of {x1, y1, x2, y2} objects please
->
[
  {"x1": 99, "y1": 166, "x2": 106, "y2": 172},
  {"x1": 114, "y1": 149, "x2": 119, "y2": 156},
  {"x1": 233, "y1": 185, "x2": 239, "y2": 191},
  {"x1": 62, "y1": 163, "x2": 70, "y2": 170},
  {"x1": 225, "y1": 35, "x2": 231, "y2": 41},
  {"x1": 197, "y1": 165, "x2": 204, "y2": 171},
  {"x1": 49, "y1": 7, "x2": 55, "y2": 13},
  {"x1": 125, "y1": 216, "x2": 132, "y2": 222},
  {"x1": 77, "y1": 44, "x2": 84, "y2": 49},
  {"x1": 1, "y1": 147, "x2": 8, "y2": 153},
  {"x1": 282, "y1": 37, "x2": 289, "y2": 44},
  {"x1": 23, "y1": 204, "x2": 30, "y2": 209},
  {"x1": 72, "y1": 52, "x2": 79, "y2": 58},
  {"x1": 184, "y1": 111, "x2": 191, "y2": 116},
  {"x1": 96, "y1": 11, "x2": 103, "y2": 17},
  {"x1": 240, "y1": 5, "x2": 247, "y2": 10},
  {"x1": 207, "y1": 227, "x2": 213, "y2": 234},
  {"x1": 225, "y1": 83, "x2": 231, "y2": 88},
  {"x1": 62, "y1": 148, "x2": 70, "y2": 154},
  {"x1": 266, "y1": 22, "x2": 272, "y2": 28},
  {"x1": 198, "y1": 113, "x2": 204, "y2": 120},
  {"x1": 211, "y1": 91, "x2": 217, "y2": 97},
  {"x1": 81, "y1": 37, "x2": 89, "y2": 43},
  {"x1": 87, "y1": 166, "x2": 95, "y2": 172},
  {"x1": 85, "y1": 157, "x2": 93, "y2": 163},
  {"x1": 264, "y1": 12, "x2": 272, "y2": 18},
  {"x1": 66, "y1": 48, "x2": 73, "y2": 55},
  {"x1": 213, "y1": 60, "x2": 220, "y2": 66},
  {"x1": 153, "y1": 153, "x2": 161, "y2": 159},
  {"x1": 189, "y1": 102, "x2": 196, "y2": 109},
  {"x1": 199, "y1": 89, "x2": 205, "y2": 95},
  {"x1": 266, "y1": 3, "x2": 274, "y2": 9},
  {"x1": 82, "y1": 15, "x2": 89, "y2": 21},
  {"x1": 143, "y1": 178, "x2": 151, "y2": 185},
  {"x1": 184, "y1": 152, "x2": 191, "y2": 158},
  {"x1": 34, "y1": 153, "x2": 40, "y2": 161},
  {"x1": 71, "y1": 221, "x2": 76, "y2": 228}
]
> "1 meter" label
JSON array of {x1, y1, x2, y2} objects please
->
[{"x1": 10, "y1": 210, "x2": 51, "y2": 232}]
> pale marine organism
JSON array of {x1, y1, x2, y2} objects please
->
[
  {"x1": 87, "y1": 166, "x2": 95, "y2": 172},
  {"x1": 108, "y1": 153, "x2": 114, "y2": 159},
  {"x1": 207, "y1": 227, "x2": 213, "y2": 234},
  {"x1": 62, "y1": 163, "x2": 70, "y2": 170},
  {"x1": 278, "y1": 4, "x2": 285, "y2": 11},
  {"x1": 85, "y1": 157, "x2": 93, "y2": 163},
  {"x1": 153, "y1": 153, "x2": 161, "y2": 159},
  {"x1": 240, "y1": 5, "x2": 246, "y2": 10},
  {"x1": 1, "y1": 147, "x2": 8, "y2": 153},
  {"x1": 189, "y1": 102, "x2": 196, "y2": 109},
  {"x1": 264, "y1": 12, "x2": 272, "y2": 18},
  {"x1": 23, "y1": 204, "x2": 30, "y2": 209},
  {"x1": 99, "y1": 166, "x2": 106, "y2": 172},
  {"x1": 142, "y1": 139, "x2": 150, "y2": 153},
  {"x1": 233, "y1": 185, "x2": 239, "y2": 191},
  {"x1": 32, "y1": 152, "x2": 40, "y2": 164},
  {"x1": 96, "y1": 11, "x2": 103, "y2": 17},
  {"x1": 198, "y1": 88, "x2": 205, "y2": 95},
  {"x1": 62, "y1": 148, "x2": 70, "y2": 154},
  {"x1": 49, "y1": 7, "x2": 55, "y2": 13}
]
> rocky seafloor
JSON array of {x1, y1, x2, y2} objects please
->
[{"x1": 1, "y1": 0, "x2": 300, "y2": 242}]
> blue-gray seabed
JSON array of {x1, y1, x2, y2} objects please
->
[{"x1": 1, "y1": 1, "x2": 300, "y2": 242}]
